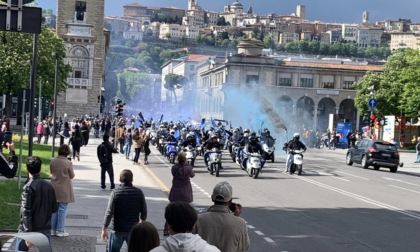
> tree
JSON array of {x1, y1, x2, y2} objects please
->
[
  {"x1": 164, "y1": 73, "x2": 188, "y2": 104},
  {"x1": 319, "y1": 43, "x2": 330, "y2": 55},
  {"x1": 117, "y1": 71, "x2": 151, "y2": 101},
  {"x1": 0, "y1": 26, "x2": 72, "y2": 119},
  {"x1": 308, "y1": 40, "x2": 319, "y2": 54},
  {"x1": 145, "y1": 29, "x2": 153, "y2": 37},
  {"x1": 216, "y1": 17, "x2": 227, "y2": 26},
  {"x1": 263, "y1": 36, "x2": 276, "y2": 49}
]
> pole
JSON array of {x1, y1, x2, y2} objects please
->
[
  {"x1": 28, "y1": 33, "x2": 39, "y2": 157},
  {"x1": 18, "y1": 89, "x2": 26, "y2": 188},
  {"x1": 38, "y1": 79, "x2": 41, "y2": 120},
  {"x1": 51, "y1": 53, "x2": 59, "y2": 157}
]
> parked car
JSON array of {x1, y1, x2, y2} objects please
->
[{"x1": 345, "y1": 139, "x2": 403, "y2": 173}]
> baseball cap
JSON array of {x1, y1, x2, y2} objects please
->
[{"x1": 212, "y1": 181, "x2": 232, "y2": 203}]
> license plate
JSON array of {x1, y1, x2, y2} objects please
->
[{"x1": 382, "y1": 153, "x2": 391, "y2": 157}]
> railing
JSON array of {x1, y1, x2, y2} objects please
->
[{"x1": 67, "y1": 78, "x2": 91, "y2": 88}]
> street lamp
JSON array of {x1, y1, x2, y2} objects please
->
[
  {"x1": 99, "y1": 87, "x2": 105, "y2": 117},
  {"x1": 51, "y1": 51, "x2": 64, "y2": 157}
]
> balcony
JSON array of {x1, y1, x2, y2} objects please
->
[{"x1": 67, "y1": 78, "x2": 91, "y2": 88}]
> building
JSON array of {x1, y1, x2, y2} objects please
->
[
  {"x1": 104, "y1": 16, "x2": 131, "y2": 38},
  {"x1": 278, "y1": 32, "x2": 299, "y2": 44},
  {"x1": 56, "y1": 0, "x2": 109, "y2": 118},
  {"x1": 296, "y1": 5, "x2": 305, "y2": 19},
  {"x1": 123, "y1": 3, "x2": 185, "y2": 22},
  {"x1": 357, "y1": 27, "x2": 383, "y2": 47},
  {"x1": 390, "y1": 32, "x2": 420, "y2": 51},
  {"x1": 341, "y1": 24, "x2": 358, "y2": 43},
  {"x1": 194, "y1": 39, "x2": 383, "y2": 132},
  {"x1": 159, "y1": 23, "x2": 199, "y2": 39},
  {"x1": 123, "y1": 22, "x2": 144, "y2": 40}
]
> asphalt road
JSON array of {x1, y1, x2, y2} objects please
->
[{"x1": 145, "y1": 146, "x2": 420, "y2": 252}]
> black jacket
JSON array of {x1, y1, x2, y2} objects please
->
[
  {"x1": 246, "y1": 142, "x2": 263, "y2": 154},
  {"x1": 0, "y1": 151, "x2": 18, "y2": 178},
  {"x1": 205, "y1": 141, "x2": 222, "y2": 150},
  {"x1": 18, "y1": 175, "x2": 57, "y2": 232},
  {"x1": 182, "y1": 139, "x2": 196, "y2": 148},
  {"x1": 103, "y1": 183, "x2": 147, "y2": 232},
  {"x1": 97, "y1": 141, "x2": 118, "y2": 164},
  {"x1": 287, "y1": 140, "x2": 307, "y2": 151}
]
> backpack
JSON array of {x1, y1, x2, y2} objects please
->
[
  {"x1": 417, "y1": 143, "x2": 420, "y2": 151},
  {"x1": 98, "y1": 143, "x2": 109, "y2": 164}
]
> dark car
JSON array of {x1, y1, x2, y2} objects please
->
[{"x1": 346, "y1": 139, "x2": 402, "y2": 173}]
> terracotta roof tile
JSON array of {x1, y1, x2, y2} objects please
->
[{"x1": 282, "y1": 61, "x2": 383, "y2": 71}]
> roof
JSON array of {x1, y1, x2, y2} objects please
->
[
  {"x1": 231, "y1": 1, "x2": 243, "y2": 7},
  {"x1": 186, "y1": 54, "x2": 213, "y2": 62},
  {"x1": 123, "y1": 3, "x2": 145, "y2": 7},
  {"x1": 281, "y1": 61, "x2": 383, "y2": 72}
]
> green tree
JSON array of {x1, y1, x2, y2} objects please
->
[
  {"x1": 308, "y1": 40, "x2": 319, "y2": 54},
  {"x1": 145, "y1": 29, "x2": 153, "y2": 37},
  {"x1": 354, "y1": 71, "x2": 382, "y2": 115},
  {"x1": 217, "y1": 17, "x2": 227, "y2": 26},
  {"x1": 164, "y1": 73, "x2": 188, "y2": 104},
  {"x1": 117, "y1": 71, "x2": 151, "y2": 101},
  {"x1": 0, "y1": 26, "x2": 72, "y2": 118},
  {"x1": 319, "y1": 43, "x2": 330, "y2": 55},
  {"x1": 263, "y1": 36, "x2": 276, "y2": 49}
]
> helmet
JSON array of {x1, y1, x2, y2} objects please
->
[
  {"x1": 187, "y1": 132, "x2": 195, "y2": 138},
  {"x1": 266, "y1": 130, "x2": 271, "y2": 135},
  {"x1": 263, "y1": 128, "x2": 268, "y2": 133},
  {"x1": 170, "y1": 130, "x2": 175, "y2": 134},
  {"x1": 211, "y1": 134, "x2": 218, "y2": 139},
  {"x1": 293, "y1": 133, "x2": 299, "y2": 138},
  {"x1": 243, "y1": 133, "x2": 249, "y2": 138},
  {"x1": 244, "y1": 128, "x2": 250, "y2": 134},
  {"x1": 250, "y1": 131, "x2": 256, "y2": 137},
  {"x1": 249, "y1": 136, "x2": 257, "y2": 142}
]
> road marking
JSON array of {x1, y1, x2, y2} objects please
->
[
  {"x1": 247, "y1": 225, "x2": 255, "y2": 229},
  {"x1": 382, "y1": 177, "x2": 420, "y2": 187},
  {"x1": 297, "y1": 176, "x2": 420, "y2": 220},
  {"x1": 264, "y1": 237, "x2": 275, "y2": 243},
  {"x1": 142, "y1": 163, "x2": 170, "y2": 192},
  {"x1": 389, "y1": 185, "x2": 420, "y2": 194},
  {"x1": 335, "y1": 171, "x2": 370, "y2": 180},
  {"x1": 333, "y1": 177, "x2": 350, "y2": 182},
  {"x1": 255, "y1": 230, "x2": 265, "y2": 236},
  {"x1": 312, "y1": 171, "x2": 350, "y2": 181}
]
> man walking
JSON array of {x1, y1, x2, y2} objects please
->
[
  {"x1": 97, "y1": 134, "x2": 118, "y2": 190},
  {"x1": 193, "y1": 181, "x2": 249, "y2": 252},
  {"x1": 116, "y1": 123, "x2": 125, "y2": 154},
  {"x1": 101, "y1": 169, "x2": 148, "y2": 252},
  {"x1": 16, "y1": 156, "x2": 57, "y2": 251}
]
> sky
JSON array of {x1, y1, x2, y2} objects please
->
[{"x1": 36, "y1": 0, "x2": 420, "y2": 23}]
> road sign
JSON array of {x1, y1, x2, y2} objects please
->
[{"x1": 368, "y1": 98, "x2": 378, "y2": 108}]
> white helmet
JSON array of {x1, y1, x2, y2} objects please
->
[{"x1": 293, "y1": 133, "x2": 300, "y2": 138}]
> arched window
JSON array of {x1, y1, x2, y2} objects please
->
[{"x1": 69, "y1": 47, "x2": 89, "y2": 79}]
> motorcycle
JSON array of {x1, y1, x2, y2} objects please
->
[
  {"x1": 261, "y1": 138, "x2": 275, "y2": 163},
  {"x1": 244, "y1": 152, "x2": 263, "y2": 179},
  {"x1": 289, "y1": 150, "x2": 304, "y2": 175},
  {"x1": 166, "y1": 141, "x2": 178, "y2": 164},
  {"x1": 207, "y1": 148, "x2": 222, "y2": 177},
  {"x1": 230, "y1": 142, "x2": 240, "y2": 163},
  {"x1": 157, "y1": 137, "x2": 166, "y2": 155},
  {"x1": 183, "y1": 145, "x2": 197, "y2": 167},
  {"x1": 149, "y1": 130, "x2": 157, "y2": 146}
]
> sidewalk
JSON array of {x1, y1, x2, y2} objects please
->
[{"x1": 4, "y1": 136, "x2": 170, "y2": 252}]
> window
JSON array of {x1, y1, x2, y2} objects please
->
[
  {"x1": 343, "y1": 81, "x2": 355, "y2": 90},
  {"x1": 74, "y1": 71, "x2": 82, "y2": 78},
  {"x1": 322, "y1": 82, "x2": 334, "y2": 89},
  {"x1": 277, "y1": 78, "x2": 291, "y2": 86},
  {"x1": 300, "y1": 78, "x2": 313, "y2": 87},
  {"x1": 246, "y1": 75, "x2": 259, "y2": 84},
  {"x1": 75, "y1": 1, "x2": 86, "y2": 21}
]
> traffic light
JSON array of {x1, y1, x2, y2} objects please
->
[
  {"x1": 115, "y1": 99, "x2": 125, "y2": 117},
  {"x1": 369, "y1": 114, "x2": 376, "y2": 127},
  {"x1": 50, "y1": 101, "x2": 55, "y2": 110}
]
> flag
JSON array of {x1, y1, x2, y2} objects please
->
[
  {"x1": 158, "y1": 114, "x2": 164, "y2": 124},
  {"x1": 138, "y1": 112, "x2": 145, "y2": 122}
]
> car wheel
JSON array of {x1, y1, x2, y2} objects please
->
[
  {"x1": 390, "y1": 166, "x2": 398, "y2": 173},
  {"x1": 361, "y1": 155, "x2": 369, "y2": 169},
  {"x1": 373, "y1": 165, "x2": 380, "y2": 170},
  {"x1": 346, "y1": 153, "x2": 353, "y2": 166}
]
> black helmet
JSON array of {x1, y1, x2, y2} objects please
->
[
  {"x1": 250, "y1": 131, "x2": 256, "y2": 137},
  {"x1": 249, "y1": 136, "x2": 257, "y2": 142},
  {"x1": 266, "y1": 130, "x2": 270, "y2": 135}
]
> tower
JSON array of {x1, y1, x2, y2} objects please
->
[
  {"x1": 296, "y1": 5, "x2": 305, "y2": 19},
  {"x1": 56, "y1": 0, "x2": 106, "y2": 118},
  {"x1": 188, "y1": 0, "x2": 197, "y2": 10},
  {"x1": 362, "y1": 11, "x2": 369, "y2": 24}
]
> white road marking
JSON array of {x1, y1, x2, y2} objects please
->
[
  {"x1": 389, "y1": 185, "x2": 420, "y2": 194},
  {"x1": 297, "y1": 176, "x2": 420, "y2": 220},
  {"x1": 312, "y1": 171, "x2": 350, "y2": 181},
  {"x1": 264, "y1": 237, "x2": 275, "y2": 243},
  {"x1": 255, "y1": 230, "x2": 265, "y2": 236},
  {"x1": 333, "y1": 177, "x2": 350, "y2": 182},
  {"x1": 247, "y1": 225, "x2": 255, "y2": 229},
  {"x1": 382, "y1": 177, "x2": 420, "y2": 187},
  {"x1": 335, "y1": 171, "x2": 370, "y2": 180}
]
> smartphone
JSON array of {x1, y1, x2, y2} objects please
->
[
  {"x1": 4, "y1": 131, "x2": 12, "y2": 144},
  {"x1": 229, "y1": 203, "x2": 237, "y2": 212}
]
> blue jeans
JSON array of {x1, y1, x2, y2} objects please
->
[
  {"x1": 416, "y1": 152, "x2": 420, "y2": 162},
  {"x1": 118, "y1": 139, "x2": 125, "y2": 154},
  {"x1": 108, "y1": 231, "x2": 129, "y2": 252},
  {"x1": 51, "y1": 202, "x2": 68, "y2": 232},
  {"x1": 15, "y1": 229, "x2": 51, "y2": 251},
  {"x1": 124, "y1": 143, "x2": 132, "y2": 159}
]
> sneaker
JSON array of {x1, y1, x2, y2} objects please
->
[
  {"x1": 51, "y1": 230, "x2": 56, "y2": 236},
  {"x1": 56, "y1": 231, "x2": 69, "y2": 237}
]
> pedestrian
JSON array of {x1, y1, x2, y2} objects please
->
[
  {"x1": 81, "y1": 121, "x2": 90, "y2": 146},
  {"x1": 69, "y1": 124, "x2": 83, "y2": 161},
  {"x1": 102, "y1": 169, "x2": 148, "y2": 252},
  {"x1": 132, "y1": 128, "x2": 145, "y2": 165},
  {"x1": 1, "y1": 121, "x2": 7, "y2": 132},
  {"x1": 192, "y1": 181, "x2": 250, "y2": 252},
  {"x1": 97, "y1": 134, "x2": 118, "y2": 190},
  {"x1": 151, "y1": 202, "x2": 220, "y2": 252},
  {"x1": 142, "y1": 130, "x2": 151, "y2": 164},
  {"x1": 36, "y1": 122, "x2": 43, "y2": 144},
  {"x1": 127, "y1": 222, "x2": 160, "y2": 252},
  {"x1": 0, "y1": 137, "x2": 18, "y2": 179},
  {"x1": 62, "y1": 121, "x2": 70, "y2": 138},
  {"x1": 116, "y1": 123, "x2": 125, "y2": 154},
  {"x1": 15, "y1": 156, "x2": 58, "y2": 251},
  {"x1": 124, "y1": 128, "x2": 133, "y2": 160},
  {"x1": 50, "y1": 144, "x2": 75, "y2": 237},
  {"x1": 415, "y1": 137, "x2": 420, "y2": 163},
  {"x1": 43, "y1": 122, "x2": 51, "y2": 144}
]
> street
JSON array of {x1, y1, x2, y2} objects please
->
[{"x1": 145, "y1": 146, "x2": 420, "y2": 252}]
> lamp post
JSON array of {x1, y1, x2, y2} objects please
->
[
  {"x1": 99, "y1": 87, "x2": 105, "y2": 117},
  {"x1": 51, "y1": 52, "x2": 62, "y2": 157}
]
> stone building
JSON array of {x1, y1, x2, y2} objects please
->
[
  {"x1": 56, "y1": 0, "x2": 108, "y2": 119},
  {"x1": 194, "y1": 39, "x2": 382, "y2": 132}
]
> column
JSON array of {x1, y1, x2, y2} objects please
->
[{"x1": 314, "y1": 106, "x2": 318, "y2": 130}]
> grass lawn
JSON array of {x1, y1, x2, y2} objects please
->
[
  {"x1": 0, "y1": 138, "x2": 54, "y2": 230},
  {"x1": 0, "y1": 180, "x2": 22, "y2": 230}
]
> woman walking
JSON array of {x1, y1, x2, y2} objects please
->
[
  {"x1": 36, "y1": 122, "x2": 44, "y2": 144},
  {"x1": 132, "y1": 128, "x2": 144, "y2": 164},
  {"x1": 124, "y1": 128, "x2": 133, "y2": 160},
  {"x1": 140, "y1": 128, "x2": 151, "y2": 164},
  {"x1": 50, "y1": 144, "x2": 75, "y2": 237},
  {"x1": 164, "y1": 152, "x2": 195, "y2": 235},
  {"x1": 80, "y1": 121, "x2": 90, "y2": 146},
  {"x1": 69, "y1": 124, "x2": 83, "y2": 161}
]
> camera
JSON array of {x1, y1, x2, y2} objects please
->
[{"x1": 229, "y1": 203, "x2": 237, "y2": 212}]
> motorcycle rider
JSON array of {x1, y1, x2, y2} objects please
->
[
  {"x1": 285, "y1": 133, "x2": 307, "y2": 173},
  {"x1": 236, "y1": 129, "x2": 250, "y2": 164},
  {"x1": 181, "y1": 132, "x2": 197, "y2": 148},
  {"x1": 204, "y1": 135, "x2": 222, "y2": 168},
  {"x1": 242, "y1": 134, "x2": 265, "y2": 169},
  {"x1": 164, "y1": 129, "x2": 178, "y2": 157}
]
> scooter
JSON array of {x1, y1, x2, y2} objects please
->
[
  {"x1": 244, "y1": 152, "x2": 263, "y2": 179},
  {"x1": 207, "y1": 148, "x2": 222, "y2": 177},
  {"x1": 289, "y1": 150, "x2": 304, "y2": 175},
  {"x1": 149, "y1": 130, "x2": 157, "y2": 146},
  {"x1": 183, "y1": 145, "x2": 197, "y2": 167},
  {"x1": 166, "y1": 141, "x2": 178, "y2": 164},
  {"x1": 229, "y1": 141, "x2": 240, "y2": 163},
  {"x1": 261, "y1": 141, "x2": 275, "y2": 163}
]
